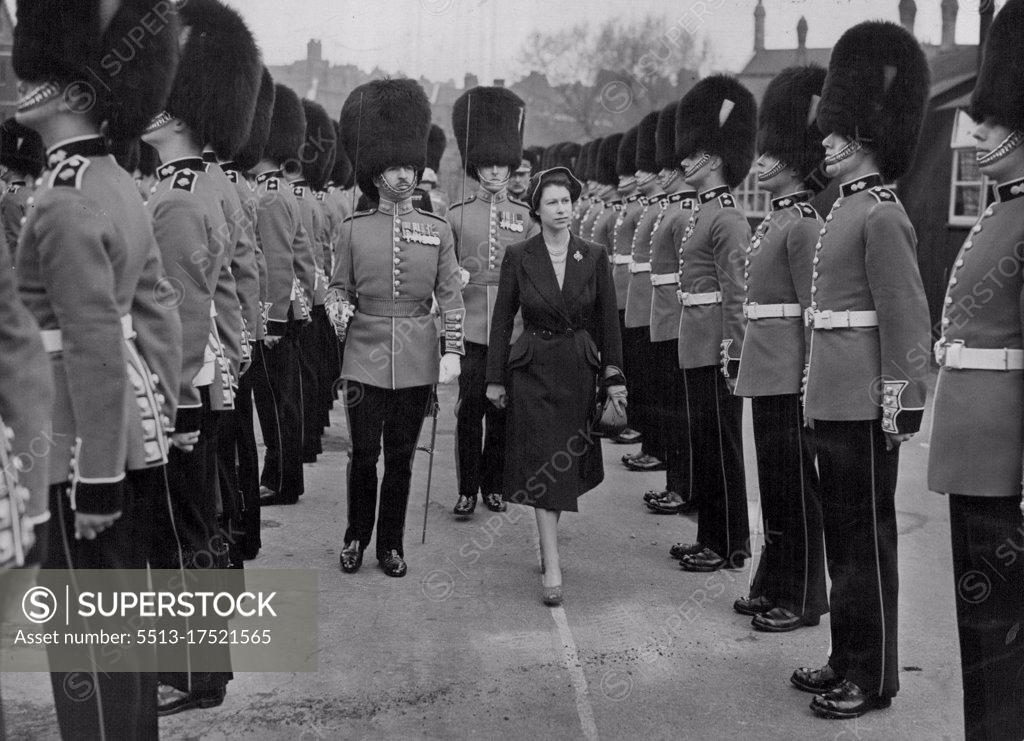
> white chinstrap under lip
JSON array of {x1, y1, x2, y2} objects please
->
[
  {"x1": 17, "y1": 81, "x2": 61, "y2": 113},
  {"x1": 976, "y1": 130, "x2": 1024, "y2": 167}
]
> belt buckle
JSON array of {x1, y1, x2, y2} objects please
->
[
  {"x1": 743, "y1": 301, "x2": 756, "y2": 319},
  {"x1": 677, "y1": 290, "x2": 688, "y2": 306},
  {"x1": 945, "y1": 340, "x2": 964, "y2": 369},
  {"x1": 816, "y1": 310, "x2": 832, "y2": 330},
  {"x1": 933, "y1": 339, "x2": 946, "y2": 366}
]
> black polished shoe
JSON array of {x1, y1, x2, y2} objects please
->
[
  {"x1": 791, "y1": 664, "x2": 842, "y2": 694},
  {"x1": 453, "y1": 495, "x2": 477, "y2": 517},
  {"x1": 483, "y1": 492, "x2": 507, "y2": 513},
  {"x1": 621, "y1": 451, "x2": 643, "y2": 465},
  {"x1": 811, "y1": 680, "x2": 891, "y2": 719},
  {"x1": 752, "y1": 607, "x2": 820, "y2": 632},
  {"x1": 260, "y1": 486, "x2": 298, "y2": 506},
  {"x1": 733, "y1": 595, "x2": 775, "y2": 616},
  {"x1": 340, "y1": 540, "x2": 363, "y2": 573},
  {"x1": 157, "y1": 684, "x2": 226, "y2": 717},
  {"x1": 680, "y1": 548, "x2": 727, "y2": 572},
  {"x1": 646, "y1": 492, "x2": 685, "y2": 514},
  {"x1": 669, "y1": 541, "x2": 703, "y2": 560},
  {"x1": 625, "y1": 453, "x2": 665, "y2": 471},
  {"x1": 380, "y1": 550, "x2": 408, "y2": 578},
  {"x1": 613, "y1": 428, "x2": 642, "y2": 444},
  {"x1": 642, "y1": 489, "x2": 665, "y2": 503}
]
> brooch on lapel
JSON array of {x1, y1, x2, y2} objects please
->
[{"x1": 573, "y1": 250, "x2": 583, "y2": 262}]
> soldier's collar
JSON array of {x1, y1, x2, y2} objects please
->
[
  {"x1": 378, "y1": 197, "x2": 414, "y2": 216},
  {"x1": 839, "y1": 173, "x2": 882, "y2": 198},
  {"x1": 995, "y1": 176, "x2": 1024, "y2": 203},
  {"x1": 666, "y1": 190, "x2": 696, "y2": 204},
  {"x1": 202, "y1": 151, "x2": 218, "y2": 163},
  {"x1": 46, "y1": 135, "x2": 107, "y2": 168},
  {"x1": 220, "y1": 160, "x2": 240, "y2": 173},
  {"x1": 156, "y1": 157, "x2": 205, "y2": 180},
  {"x1": 476, "y1": 187, "x2": 507, "y2": 204},
  {"x1": 645, "y1": 192, "x2": 667, "y2": 204},
  {"x1": 289, "y1": 178, "x2": 309, "y2": 186},
  {"x1": 8, "y1": 180, "x2": 25, "y2": 187},
  {"x1": 770, "y1": 191, "x2": 811, "y2": 211},
  {"x1": 698, "y1": 185, "x2": 730, "y2": 203},
  {"x1": 623, "y1": 192, "x2": 643, "y2": 204},
  {"x1": 255, "y1": 169, "x2": 282, "y2": 184}
]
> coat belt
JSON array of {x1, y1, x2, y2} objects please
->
[
  {"x1": 356, "y1": 296, "x2": 432, "y2": 318},
  {"x1": 806, "y1": 309, "x2": 878, "y2": 330},
  {"x1": 650, "y1": 272, "x2": 679, "y2": 286},
  {"x1": 611, "y1": 254, "x2": 632, "y2": 265},
  {"x1": 41, "y1": 315, "x2": 134, "y2": 353},
  {"x1": 934, "y1": 340, "x2": 1024, "y2": 371},
  {"x1": 743, "y1": 302, "x2": 802, "y2": 320},
  {"x1": 628, "y1": 261, "x2": 651, "y2": 274},
  {"x1": 677, "y1": 290, "x2": 722, "y2": 307}
]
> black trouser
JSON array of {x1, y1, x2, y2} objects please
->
[
  {"x1": 313, "y1": 306, "x2": 339, "y2": 428},
  {"x1": 814, "y1": 419, "x2": 899, "y2": 698},
  {"x1": 343, "y1": 382, "x2": 430, "y2": 560},
  {"x1": 297, "y1": 317, "x2": 322, "y2": 461},
  {"x1": 218, "y1": 348, "x2": 262, "y2": 561},
  {"x1": 456, "y1": 341, "x2": 506, "y2": 499},
  {"x1": 43, "y1": 475, "x2": 158, "y2": 741},
  {"x1": 949, "y1": 493, "x2": 1024, "y2": 741},
  {"x1": 618, "y1": 310, "x2": 641, "y2": 434},
  {"x1": 749, "y1": 395, "x2": 827, "y2": 617},
  {"x1": 630, "y1": 330, "x2": 662, "y2": 459},
  {"x1": 254, "y1": 324, "x2": 305, "y2": 500},
  {"x1": 651, "y1": 340, "x2": 690, "y2": 495},
  {"x1": 686, "y1": 365, "x2": 748, "y2": 564}
]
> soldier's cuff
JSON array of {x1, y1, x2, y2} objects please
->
[
  {"x1": 443, "y1": 310, "x2": 465, "y2": 355},
  {"x1": 720, "y1": 340, "x2": 740, "y2": 379},
  {"x1": 880, "y1": 380, "x2": 923, "y2": 434},
  {"x1": 70, "y1": 479, "x2": 125, "y2": 516},
  {"x1": 175, "y1": 405, "x2": 203, "y2": 434}
]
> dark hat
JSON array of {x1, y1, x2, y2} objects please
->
[
  {"x1": 167, "y1": 0, "x2": 261, "y2": 159},
  {"x1": 426, "y1": 124, "x2": 446, "y2": 174},
  {"x1": 340, "y1": 78, "x2": 431, "y2": 201},
  {"x1": 452, "y1": 86, "x2": 525, "y2": 179},
  {"x1": 617, "y1": 127, "x2": 638, "y2": 177},
  {"x1": 758, "y1": 65, "x2": 827, "y2": 184},
  {"x1": 234, "y1": 67, "x2": 276, "y2": 173},
  {"x1": 970, "y1": 0, "x2": 1024, "y2": 132},
  {"x1": 575, "y1": 140, "x2": 590, "y2": 180},
  {"x1": 560, "y1": 142, "x2": 582, "y2": 173},
  {"x1": 636, "y1": 111, "x2": 660, "y2": 173},
  {"x1": 138, "y1": 141, "x2": 160, "y2": 177},
  {"x1": 110, "y1": 137, "x2": 139, "y2": 174},
  {"x1": 329, "y1": 121, "x2": 353, "y2": 186},
  {"x1": 299, "y1": 100, "x2": 336, "y2": 190},
  {"x1": 587, "y1": 138, "x2": 604, "y2": 181},
  {"x1": 13, "y1": 0, "x2": 180, "y2": 140},
  {"x1": 524, "y1": 166, "x2": 584, "y2": 219},
  {"x1": 596, "y1": 133, "x2": 623, "y2": 186},
  {"x1": 818, "y1": 21, "x2": 929, "y2": 181},
  {"x1": 674, "y1": 75, "x2": 756, "y2": 188},
  {"x1": 655, "y1": 103, "x2": 678, "y2": 171},
  {"x1": 523, "y1": 145, "x2": 544, "y2": 172},
  {"x1": 264, "y1": 84, "x2": 306, "y2": 167},
  {"x1": 0, "y1": 118, "x2": 44, "y2": 177}
]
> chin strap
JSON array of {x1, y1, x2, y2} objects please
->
[{"x1": 977, "y1": 130, "x2": 1024, "y2": 168}]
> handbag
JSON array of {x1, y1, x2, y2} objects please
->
[{"x1": 594, "y1": 388, "x2": 628, "y2": 436}]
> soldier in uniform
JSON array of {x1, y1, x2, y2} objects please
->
[
  {"x1": 577, "y1": 138, "x2": 606, "y2": 239},
  {"x1": 422, "y1": 123, "x2": 449, "y2": 216},
  {"x1": 449, "y1": 86, "x2": 537, "y2": 518},
  {"x1": 793, "y1": 22, "x2": 930, "y2": 719},
  {"x1": 13, "y1": 0, "x2": 182, "y2": 735},
  {"x1": 671, "y1": 75, "x2": 755, "y2": 574},
  {"x1": 0, "y1": 118, "x2": 43, "y2": 253},
  {"x1": 508, "y1": 145, "x2": 539, "y2": 201},
  {"x1": 588, "y1": 133, "x2": 624, "y2": 250},
  {"x1": 326, "y1": 121, "x2": 355, "y2": 227},
  {"x1": 730, "y1": 66, "x2": 829, "y2": 632},
  {"x1": 570, "y1": 140, "x2": 593, "y2": 232},
  {"x1": 928, "y1": 2, "x2": 1024, "y2": 737},
  {"x1": 329, "y1": 78, "x2": 464, "y2": 578}
]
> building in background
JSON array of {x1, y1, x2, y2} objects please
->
[{"x1": 0, "y1": 3, "x2": 17, "y2": 123}]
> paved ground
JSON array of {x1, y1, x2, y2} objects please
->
[{"x1": 4, "y1": 373, "x2": 964, "y2": 739}]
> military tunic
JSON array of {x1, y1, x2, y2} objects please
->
[{"x1": 588, "y1": 200, "x2": 620, "y2": 252}]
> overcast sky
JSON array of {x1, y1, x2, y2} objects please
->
[{"x1": 215, "y1": 0, "x2": 995, "y2": 83}]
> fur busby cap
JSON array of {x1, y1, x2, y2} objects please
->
[
  {"x1": 636, "y1": 111, "x2": 660, "y2": 173},
  {"x1": 234, "y1": 68, "x2": 276, "y2": 173},
  {"x1": 617, "y1": 127, "x2": 638, "y2": 177},
  {"x1": 818, "y1": 21, "x2": 929, "y2": 182},
  {"x1": 655, "y1": 103, "x2": 678, "y2": 171},
  {"x1": 299, "y1": 100, "x2": 336, "y2": 190},
  {"x1": 758, "y1": 65, "x2": 827, "y2": 184},
  {"x1": 341, "y1": 78, "x2": 431, "y2": 200},
  {"x1": 452, "y1": 86, "x2": 525, "y2": 179},
  {"x1": 0, "y1": 118, "x2": 44, "y2": 177},
  {"x1": 576, "y1": 140, "x2": 593, "y2": 180},
  {"x1": 588, "y1": 138, "x2": 604, "y2": 181},
  {"x1": 674, "y1": 75, "x2": 757, "y2": 188},
  {"x1": 970, "y1": 0, "x2": 1024, "y2": 132},
  {"x1": 426, "y1": 124, "x2": 446, "y2": 173},
  {"x1": 523, "y1": 145, "x2": 544, "y2": 173},
  {"x1": 167, "y1": 0, "x2": 261, "y2": 159},
  {"x1": 597, "y1": 133, "x2": 623, "y2": 186},
  {"x1": 13, "y1": 0, "x2": 180, "y2": 140},
  {"x1": 329, "y1": 121, "x2": 353, "y2": 185},
  {"x1": 264, "y1": 84, "x2": 306, "y2": 167}
]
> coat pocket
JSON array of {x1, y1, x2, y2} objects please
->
[
  {"x1": 507, "y1": 335, "x2": 534, "y2": 370},
  {"x1": 581, "y1": 333, "x2": 601, "y2": 371}
]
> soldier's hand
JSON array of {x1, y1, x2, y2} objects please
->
[
  {"x1": 264, "y1": 335, "x2": 282, "y2": 348},
  {"x1": 439, "y1": 353, "x2": 461, "y2": 384},
  {"x1": 486, "y1": 383, "x2": 507, "y2": 409},
  {"x1": 884, "y1": 431, "x2": 913, "y2": 451},
  {"x1": 725, "y1": 377, "x2": 737, "y2": 394},
  {"x1": 74, "y1": 511, "x2": 121, "y2": 541},
  {"x1": 458, "y1": 268, "x2": 471, "y2": 290},
  {"x1": 239, "y1": 359, "x2": 252, "y2": 376},
  {"x1": 171, "y1": 430, "x2": 200, "y2": 452}
]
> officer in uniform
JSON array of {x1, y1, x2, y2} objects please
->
[
  {"x1": 449, "y1": 86, "x2": 536, "y2": 517},
  {"x1": 570, "y1": 140, "x2": 594, "y2": 233},
  {"x1": 929, "y1": 2, "x2": 1024, "y2": 737},
  {"x1": 578, "y1": 138, "x2": 606, "y2": 238},
  {"x1": 730, "y1": 66, "x2": 828, "y2": 632},
  {"x1": 672, "y1": 75, "x2": 755, "y2": 574},
  {"x1": 329, "y1": 78, "x2": 465, "y2": 578},
  {"x1": 588, "y1": 133, "x2": 624, "y2": 250},
  {"x1": 0, "y1": 118, "x2": 43, "y2": 253},
  {"x1": 13, "y1": 0, "x2": 182, "y2": 735},
  {"x1": 422, "y1": 123, "x2": 449, "y2": 216},
  {"x1": 508, "y1": 145, "x2": 539, "y2": 201},
  {"x1": 794, "y1": 22, "x2": 931, "y2": 719},
  {"x1": 253, "y1": 85, "x2": 314, "y2": 506}
]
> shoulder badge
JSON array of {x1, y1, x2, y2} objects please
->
[
  {"x1": 293, "y1": 185, "x2": 306, "y2": 199},
  {"x1": 449, "y1": 195, "x2": 476, "y2": 210},
  {"x1": 171, "y1": 170, "x2": 199, "y2": 194},
  {"x1": 315, "y1": 191, "x2": 326, "y2": 202},
  {"x1": 344, "y1": 208, "x2": 377, "y2": 222},
  {"x1": 869, "y1": 186, "x2": 899, "y2": 204},
  {"x1": 795, "y1": 202, "x2": 818, "y2": 219},
  {"x1": 415, "y1": 207, "x2": 447, "y2": 224},
  {"x1": 717, "y1": 193, "x2": 736, "y2": 209},
  {"x1": 266, "y1": 177, "x2": 279, "y2": 192},
  {"x1": 6, "y1": 183, "x2": 21, "y2": 194},
  {"x1": 508, "y1": 195, "x2": 529, "y2": 209},
  {"x1": 49, "y1": 155, "x2": 90, "y2": 190},
  {"x1": 225, "y1": 170, "x2": 239, "y2": 184}
]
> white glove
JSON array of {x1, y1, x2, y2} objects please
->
[
  {"x1": 459, "y1": 268, "x2": 471, "y2": 290},
  {"x1": 326, "y1": 298, "x2": 355, "y2": 338},
  {"x1": 439, "y1": 352, "x2": 461, "y2": 384}
]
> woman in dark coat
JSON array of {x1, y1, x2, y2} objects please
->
[{"x1": 485, "y1": 167, "x2": 626, "y2": 605}]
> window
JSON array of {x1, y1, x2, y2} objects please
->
[
  {"x1": 734, "y1": 169, "x2": 770, "y2": 218},
  {"x1": 948, "y1": 148, "x2": 990, "y2": 227}
]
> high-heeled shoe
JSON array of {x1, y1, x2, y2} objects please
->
[{"x1": 541, "y1": 585, "x2": 563, "y2": 606}]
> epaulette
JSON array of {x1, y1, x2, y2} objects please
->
[
  {"x1": 343, "y1": 208, "x2": 377, "y2": 223},
  {"x1": 868, "y1": 186, "x2": 899, "y2": 204},
  {"x1": 448, "y1": 195, "x2": 476, "y2": 210},
  {"x1": 795, "y1": 202, "x2": 818, "y2": 219},
  {"x1": 415, "y1": 207, "x2": 447, "y2": 224},
  {"x1": 718, "y1": 193, "x2": 737, "y2": 209},
  {"x1": 293, "y1": 185, "x2": 306, "y2": 199},
  {"x1": 6, "y1": 184, "x2": 21, "y2": 194},
  {"x1": 508, "y1": 195, "x2": 529, "y2": 209},
  {"x1": 225, "y1": 170, "x2": 239, "y2": 184},
  {"x1": 170, "y1": 170, "x2": 199, "y2": 194},
  {"x1": 49, "y1": 155, "x2": 90, "y2": 189}
]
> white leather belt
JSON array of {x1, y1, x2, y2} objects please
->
[
  {"x1": 612, "y1": 254, "x2": 632, "y2": 265},
  {"x1": 629, "y1": 261, "x2": 651, "y2": 274},
  {"x1": 808, "y1": 309, "x2": 878, "y2": 330},
  {"x1": 677, "y1": 291, "x2": 722, "y2": 307},
  {"x1": 935, "y1": 341, "x2": 1024, "y2": 371},
  {"x1": 650, "y1": 273, "x2": 679, "y2": 286},
  {"x1": 743, "y1": 302, "x2": 802, "y2": 320},
  {"x1": 41, "y1": 315, "x2": 134, "y2": 353}
]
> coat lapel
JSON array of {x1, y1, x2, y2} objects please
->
[
  {"x1": 523, "y1": 235, "x2": 570, "y2": 320},
  {"x1": 560, "y1": 235, "x2": 590, "y2": 306}
]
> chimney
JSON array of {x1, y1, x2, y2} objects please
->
[
  {"x1": 464, "y1": 73, "x2": 478, "y2": 90},
  {"x1": 493, "y1": 78, "x2": 505, "y2": 88},
  {"x1": 306, "y1": 39, "x2": 322, "y2": 65},
  {"x1": 797, "y1": 16, "x2": 808, "y2": 51},
  {"x1": 754, "y1": 0, "x2": 765, "y2": 52},
  {"x1": 899, "y1": 0, "x2": 917, "y2": 35},
  {"x1": 941, "y1": 0, "x2": 958, "y2": 48}
]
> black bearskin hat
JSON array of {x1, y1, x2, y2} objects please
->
[
  {"x1": 340, "y1": 78, "x2": 431, "y2": 201},
  {"x1": 234, "y1": 68, "x2": 276, "y2": 173},
  {"x1": 263, "y1": 84, "x2": 306, "y2": 167},
  {"x1": 636, "y1": 111, "x2": 659, "y2": 173},
  {"x1": 758, "y1": 65, "x2": 827, "y2": 184},
  {"x1": 617, "y1": 127, "x2": 638, "y2": 177},
  {"x1": 167, "y1": 0, "x2": 261, "y2": 159},
  {"x1": 330, "y1": 121, "x2": 353, "y2": 186},
  {"x1": 597, "y1": 133, "x2": 622, "y2": 186},
  {"x1": 818, "y1": 21, "x2": 929, "y2": 182},
  {"x1": 587, "y1": 138, "x2": 604, "y2": 181},
  {"x1": 13, "y1": 0, "x2": 180, "y2": 140},
  {"x1": 0, "y1": 118, "x2": 44, "y2": 177},
  {"x1": 426, "y1": 124, "x2": 446, "y2": 174},
  {"x1": 110, "y1": 137, "x2": 139, "y2": 174},
  {"x1": 655, "y1": 103, "x2": 677, "y2": 172},
  {"x1": 674, "y1": 75, "x2": 756, "y2": 188},
  {"x1": 970, "y1": 0, "x2": 1024, "y2": 132},
  {"x1": 452, "y1": 86, "x2": 525, "y2": 179},
  {"x1": 300, "y1": 100, "x2": 336, "y2": 190}
]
